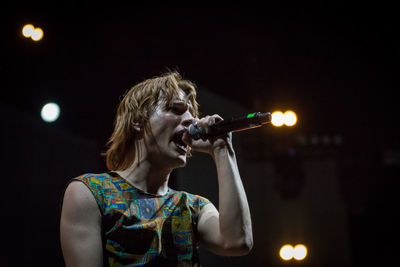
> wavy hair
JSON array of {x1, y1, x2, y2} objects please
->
[{"x1": 103, "y1": 71, "x2": 199, "y2": 171}]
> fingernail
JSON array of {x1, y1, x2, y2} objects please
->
[
  {"x1": 205, "y1": 127, "x2": 209, "y2": 133},
  {"x1": 199, "y1": 126, "x2": 203, "y2": 132}
]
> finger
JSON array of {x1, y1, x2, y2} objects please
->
[
  {"x1": 182, "y1": 131, "x2": 192, "y2": 146},
  {"x1": 211, "y1": 114, "x2": 223, "y2": 124},
  {"x1": 197, "y1": 116, "x2": 210, "y2": 134},
  {"x1": 208, "y1": 116, "x2": 215, "y2": 127}
]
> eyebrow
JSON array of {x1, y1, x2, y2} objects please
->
[{"x1": 169, "y1": 100, "x2": 195, "y2": 114}]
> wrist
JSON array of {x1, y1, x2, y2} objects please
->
[{"x1": 211, "y1": 144, "x2": 235, "y2": 159}]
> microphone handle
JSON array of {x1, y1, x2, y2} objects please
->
[{"x1": 192, "y1": 112, "x2": 271, "y2": 139}]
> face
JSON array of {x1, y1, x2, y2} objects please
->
[{"x1": 143, "y1": 90, "x2": 195, "y2": 169}]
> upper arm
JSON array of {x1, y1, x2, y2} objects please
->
[
  {"x1": 197, "y1": 203, "x2": 227, "y2": 255},
  {"x1": 60, "y1": 181, "x2": 103, "y2": 267},
  {"x1": 197, "y1": 203, "x2": 252, "y2": 256}
]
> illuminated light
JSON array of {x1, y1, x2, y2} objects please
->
[
  {"x1": 284, "y1": 110, "x2": 297, "y2": 126},
  {"x1": 293, "y1": 244, "x2": 307, "y2": 260},
  {"x1": 41, "y1": 102, "x2": 60, "y2": 123},
  {"x1": 279, "y1": 244, "x2": 294, "y2": 261},
  {"x1": 31, "y1": 27, "x2": 44, "y2": 41},
  {"x1": 22, "y1": 24, "x2": 35, "y2": 37},
  {"x1": 271, "y1": 111, "x2": 285, "y2": 127}
]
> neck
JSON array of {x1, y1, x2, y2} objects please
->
[{"x1": 115, "y1": 159, "x2": 172, "y2": 196}]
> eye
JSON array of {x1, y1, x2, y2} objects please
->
[{"x1": 169, "y1": 102, "x2": 188, "y2": 115}]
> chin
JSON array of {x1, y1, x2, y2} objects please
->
[{"x1": 174, "y1": 155, "x2": 187, "y2": 168}]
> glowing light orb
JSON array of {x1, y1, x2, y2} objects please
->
[
  {"x1": 293, "y1": 244, "x2": 307, "y2": 260},
  {"x1": 284, "y1": 110, "x2": 297, "y2": 126},
  {"x1": 31, "y1": 27, "x2": 44, "y2": 41},
  {"x1": 41, "y1": 102, "x2": 60, "y2": 123},
  {"x1": 271, "y1": 111, "x2": 285, "y2": 127},
  {"x1": 22, "y1": 24, "x2": 35, "y2": 37},
  {"x1": 279, "y1": 244, "x2": 294, "y2": 260}
]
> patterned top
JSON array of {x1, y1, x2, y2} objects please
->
[{"x1": 71, "y1": 172, "x2": 210, "y2": 267}]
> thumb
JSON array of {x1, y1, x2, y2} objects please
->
[{"x1": 182, "y1": 131, "x2": 192, "y2": 146}]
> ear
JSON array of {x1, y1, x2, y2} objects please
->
[
  {"x1": 132, "y1": 121, "x2": 142, "y2": 132},
  {"x1": 132, "y1": 121, "x2": 144, "y2": 139}
]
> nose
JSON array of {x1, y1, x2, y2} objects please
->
[{"x1": 181, "y1": 110, "x2": 195, "y2": 128}]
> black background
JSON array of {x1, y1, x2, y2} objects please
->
[{"x1": 1, "y1": 4, "x2": 399, "y2": 267}]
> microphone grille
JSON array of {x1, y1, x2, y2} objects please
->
[{"x1": 188, "y1": 124, "x2": 201, "y2": 140}]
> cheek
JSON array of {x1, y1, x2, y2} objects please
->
[
  {"x1": 163, "y1": 113, "x2": 178, "y2": 122},
  {"x1": 150, "y1": 114, "x2": 179, "y2": 135}
]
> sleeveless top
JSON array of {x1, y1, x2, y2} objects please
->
[{"x1": 71, "y1": 172, "x2": 210, "y2": 267}]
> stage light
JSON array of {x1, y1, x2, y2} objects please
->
[
  {"x1": 21, "y1": 24, "x2": 43, "y2": 41},
  {"x1": 284, "y1": 110, "x2": 297, "y2": 126},
  {"x1": 31, "y1": 27, "x2": 43, "y2": 41},
  {"x1": 272, "y1": 110, "x2": 298, "y2": 127},
  {"x1": 279, "y1": 244, "x2": 294, "y2": 260},
  {"x1": 271, "y1": 111, "x2": 285, "y2": 127},
  {"x1": 41, "y1": 102, "x2": 60, "y2": 123},
  {"x1": 279, "y1": 244, "x2": 308, "y2": 261},
  {"x1": 293, "y1": 244, "x2": 307, "y2": 260},
  {"x1": 22, "y1": 24, "x2": 35, "y2": 37}
]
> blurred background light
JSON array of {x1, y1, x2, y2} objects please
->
[
  {"x1": 279, "y1": 244, "x2": 294, "y2": 260},
  {"x1": 21, "y1": 24, "x2": 43, "y2": 41},
  {"x1": 31, "y1": 27, "x2": 43, "y2": 41},
  {"x1": 271, "y1": 110, "x2": 298, "y2": 127},
  {"x1": 279, "y1": 244, "x2": 307, "y2": 261},
  {"x1": 41, "y1": 102, "x2": 60, "y2": 123},
  {"x1": 22, "y1": 24, "x2": 35, "y2": 38},
  {"x1": 293, "y1": 244, "x2": 307, "y2": 260},
  {"x1": 284, "y1": 110, "x2": 297, "y2": 126},
  {"x1": 271, "y1": 111, "x2": 285, "y2": 127}
]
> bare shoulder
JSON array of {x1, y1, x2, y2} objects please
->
[
  {"x1": 61, "y1": 181, "x2": 101, "y2": 222},
  {"x1": 60, "y1": 181, "x2": 103, "y2": 267},
  {"x1": 198, "y1": 203, "x2": 219, "y2": 234},
  {"x1": 199, "y1": 203, "x2": 219, "y2": 219}
]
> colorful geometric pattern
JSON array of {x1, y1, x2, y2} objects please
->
[{"x1": 72, "y1": 172, "x2": 210, "y2": 267}]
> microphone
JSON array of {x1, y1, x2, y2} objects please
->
[{"x1": 188, "y1": 112, "x2": 271, "y2": 140}]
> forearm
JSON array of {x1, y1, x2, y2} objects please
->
[{"x1": 212, "y1": 146, "x2": 253, "y2": 251}]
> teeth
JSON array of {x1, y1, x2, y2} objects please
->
[
  {"x1": 174, "y1": 141, "x2": 187, "y2": 152},
  {"x1": 172, "y1": 130, "x2": 187, "y2": 153}
]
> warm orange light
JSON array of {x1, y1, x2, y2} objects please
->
[
  {"x1": 279, "y1": 244, "x2": 308, "y2": 261},
  {"x1": 279, "y1": 244, "x2": 294, "y2": 260},
  {"x1": 293, "y1": 244, "x2": 307, "y2": 260},
  {"x1": 284, "y1": 110, "x2": 297, "y2": 126},
  {"x1": 271, "y1": 111, "x2": 285, "y2": 127},
  {"x1": 271, "y1": 110, "x2": 297, "y2": 127},
  {"x1": 31, "y1": 27, "x2": 43, "y2": 41},
  {"x1": 21, "y1": 24, "x2": 43, "y2": 41},
  {"x1": 22, "y1": 24, "x2": 35, "y2": 37}
]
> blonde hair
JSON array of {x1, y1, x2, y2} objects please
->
[{"x1": 103, "y1": 71, "x2": 199, "y2": 171}]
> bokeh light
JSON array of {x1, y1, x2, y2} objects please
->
[
  {"x1": 41, "y1": 102, "x2": 60, "y2": 123},
  {"x1": 271, "y1": 111, "x2": 285, "y2": 127},
  {"x1": 22, "y1": 24, "x2": 35, "y2": 37},
  {"x1": 21, "y1": 24, "x2": 43, "y2": 41},
  {"x1": 31, "y1": 27, "x2": 44, "y2": 41},
  {"x1": 284, "y1": 110, "x2": 297, "y2": 126},
  {"x1": 271, "y1": 110, "x2": 297, "y2": 127},
  {"x1": 293, "y1": 244, "x2": 307, "y2": 260},
  {"x1": 279, "y1": 244, "x2": 294, "y2": 260}
]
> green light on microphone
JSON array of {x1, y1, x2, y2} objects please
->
[{"x1": 247, "y1": 113, "x2": 256, "y2": 118}]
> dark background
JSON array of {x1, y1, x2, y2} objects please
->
[{"x1": 1, "y1": 5, "x2": 399, "y2": 267}]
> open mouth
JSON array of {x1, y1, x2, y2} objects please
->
[{"x1": 172, "y1": 129, "x2": 188, "y2": 153}]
